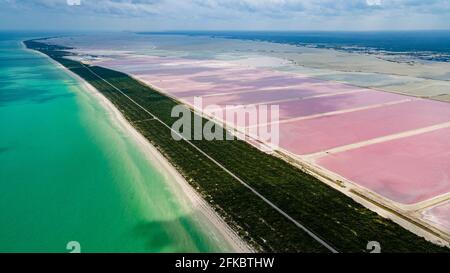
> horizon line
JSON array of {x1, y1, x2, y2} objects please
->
[{"x1": 2, "y1": 28, "x2": 450, "y2": 33}]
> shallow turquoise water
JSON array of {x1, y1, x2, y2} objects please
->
[{"x1": 0, "y1": 33, "x2": 232, "y2": 253}]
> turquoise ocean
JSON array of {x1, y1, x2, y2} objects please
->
[{"x1": 0, "y1": 32, "x2": 233, "y2": 253}]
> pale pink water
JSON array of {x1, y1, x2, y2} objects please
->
[
  {"x1": 277, "y1": 100, "x2": 450, "y2": 155},
  {"x1": 317, "y1": 127, "x2": 450, "y2": 204},
  {"x1": 422, "y1": 201, "x2": 450, "y2": 233},
  {"x1": 276, "y1": 91, "x2": 406, "y2": 120},
  {"x1": 185, "y1": 88, "x2": 366, "y2": 107}
]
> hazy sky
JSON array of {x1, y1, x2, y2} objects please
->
[{"x1": 1, "y1": 0, "x2": 450, "y2": 31}]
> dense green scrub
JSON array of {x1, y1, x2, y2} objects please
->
[{"x1": 25, "y1": 39, "x2": 449, "y2": 253}]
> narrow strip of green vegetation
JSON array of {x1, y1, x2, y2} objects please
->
[{"x1": 25, "y1": 39, "x2": 449, "y2": 253}]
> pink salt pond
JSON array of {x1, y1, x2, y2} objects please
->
[
  {"x1": 276, "y1": 100, "x2": 450, "y2": 155},
  {"x1": 422, "y1": 201, "x2": 450, "y2": 233},
  {"x1": 317, "y1": 127, "x2": 450, "y2": 204},
  {"x1": 276, "y1": 91, "x2": 406, "y2": 120}
]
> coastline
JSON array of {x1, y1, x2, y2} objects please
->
[
  {"x1": 23, "y1": 42, "x2": 252, "y2": 253},
  {"x1": 22, "y1": 39, "x2": 450, "y2": 252}
]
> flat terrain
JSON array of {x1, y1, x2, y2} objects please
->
[
  {"x1": 47, "y1": 33, "x2": 450, "y2": 104},
  {"x1": 25, "y1": 40, "x2": 449, "y2": 253},
  {"x1": 93, "y1": 55, "x2": 450, "y2": 211}
]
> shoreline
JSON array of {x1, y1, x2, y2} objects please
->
[
  {"x1": 23, "y1": 42, "x2": 252, "y2": 253},
  {"x1": 22, "y1": 39, "x2": 450, "y2": 252}
]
